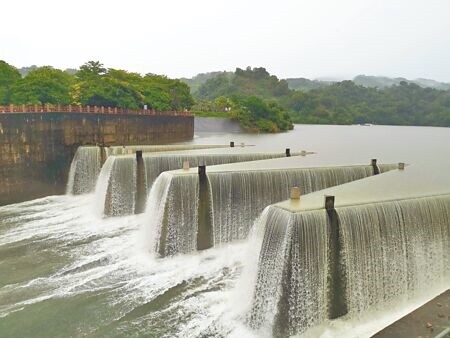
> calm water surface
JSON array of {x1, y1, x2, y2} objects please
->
[{"x1": 1, "y1": 124, "x2": 449, "y2": 337}]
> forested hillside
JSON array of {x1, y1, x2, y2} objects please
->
[{"x1": 0, "y1": 60, "x2": 193, "y2": 111}]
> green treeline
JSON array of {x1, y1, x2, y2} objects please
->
[
  {"x1": 0, "y1": 60, "x2": 193, "y2": 111},
  {"x1": 191, "y1": 67, "x2": 450, "y2": 127},
  {"x1": 2, "y1": 60, "x2": 450, "y2": 131},
  {"x1": 192, "y1": 67, "x2": 294, "y2": 132}
]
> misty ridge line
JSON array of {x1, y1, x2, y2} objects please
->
[{"x1": 13, "y1": 64, "x2": 450, "y2": 91}]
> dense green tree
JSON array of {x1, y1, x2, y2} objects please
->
[
  {"x1": 230, "y1": 96, "x2": 293, "y2": 132},
  {"x1": 0, "y1": 61, "x2": 21, "y2": 104},
  {"x1": 11, "y1": 66, "x2": 73, "y2": 105},
  {"x1": 289, "y1": 81, "x2": 450, "y2": 127},
  {"x1": 73, "y1": 62, "x2": 193, "y2": 110}
]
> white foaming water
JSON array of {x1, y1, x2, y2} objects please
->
[
  {"x1": 93, "y1": 156, "x2": 137, "y2": 217},
  {"x1": 66, "y1": 146, "x2": 102, "y2": 195},
  {"x1": 156, "y1": 174, "x2": 200, "y2": 256},
  {"x1": 141, "y1": 172, "x2": 173, "y2": 254},
  {"x1": 0, "y1": 194, "x2": 253, "y2": 337},
  {"x1": 249, "y1": 207, "x2": 329, "y2": 336}
]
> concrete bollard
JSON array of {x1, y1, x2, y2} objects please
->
[
  {"x1": 136, "y1": 150, "x2": 143, "y2": 161},
  {"x1": 286, "y1": 148, "x2": 291, "y2": 157},
  {"x1": 398, "y1": 162, "x2": 405, "y2": 170},
  {"x1": 183, "y1": 161, "x2": 190, "y2": 170},
  {"x1": 290, "y1": 187, "x2": 301, "y2": 200},
  {"x1": 230, "y1": 141, "x2": 235, "y2": 148}
]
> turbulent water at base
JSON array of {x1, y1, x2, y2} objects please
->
[
  {"x1": 66, "y1": 146, "x2": 102, "y2": 195},
  {"x1": 209, "y1": 165, "x2": 382, "y2": 246},
  {"x1": 249, "y1": 195, "x2": 450, "y2": 336},
  {"x1": 95, "y1": 156, "x2": 137, "y2": 216},
  {"x1": 0, "y1": 195, "x2": 256, "y2": 337}
]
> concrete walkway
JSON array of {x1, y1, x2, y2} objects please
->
[{"x1": 373, "y1": 290, "x2": 450, "y2": 338}]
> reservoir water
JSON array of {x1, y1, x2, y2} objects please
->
[{"x1": 0, "y1": 124, "x2": 449, "y2": 337}]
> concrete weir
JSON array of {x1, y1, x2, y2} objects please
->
[
  {"x1": 249, "y1": 164, "x2": 450, "y2": 337},
  {"x1": 144, "y1": 157, "x2": 398, "y2": 257},
  {"x1": 96, "y1": 148, "x2": 308, "y2": 216},
  {"x1": 67, "y1": 143, "x2": 243, "y2": 195}
]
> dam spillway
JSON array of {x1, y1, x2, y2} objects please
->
[
  {"x1": 145, "y1": 157, "x2": 398, "y2": 257},
  {"x1": 66, "y1": 144, "x2": 243, "y2": 195},
  {"x1": 96, "y1": 149, "x2": 307, "y2": 216},
  {"x1": 249, "y1": 164, "x2": 450, "y2": 337}
]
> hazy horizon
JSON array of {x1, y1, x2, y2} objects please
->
[{"x1": 2, "y1": 0, "x2": 449, "y2": 81}]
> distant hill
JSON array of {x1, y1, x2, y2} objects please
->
[
  {"x1": 19, "y1": 65, "x2": 78, "y2": 77},
  {"x1": 180, "y1": 71, "x2": 233, "y2": 95},
  {"x1": 353, "y1": 75, "x2": 450, "y2": 90},
  {"x1": 285, "y1": 78, "x2": 333, "y2": 91}
]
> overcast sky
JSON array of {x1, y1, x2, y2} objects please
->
[{"x1": 1, "y1": 0, "x2": 450, "y2": 81}]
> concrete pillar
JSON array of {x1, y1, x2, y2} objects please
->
[
  {"x1": 197, "y1": 165, "x2": 212, "y2": 250},
  {"x1": 325, "y1": 195, "x2": 335, "y2": 210},
  {"x1": 198, "y1": 165, "x2": 206, "y2": 177},
  {"x1": 286, "y1": 148, "x2": 291, "y2": 157},
  {"x1": 371, "y1": 158, "x2": 380, "y2": 175},
  {"x1": 230, "y1": 141, "x2": 235, "y2": 147},
  {"x1": 324, "y1": 194, "x2": 348, "y2": 320},
  {"x1": 135, "y1": 150, "x2": 146, "y2": 214}
]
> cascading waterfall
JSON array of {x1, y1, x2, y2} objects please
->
[
  {"x1": 66, "y1": 146, "x2": 102, "y2": 194},
  {"x1": 249, "y1": 207, "x2": 329, "y2": 337},
  {"x1": 249, "y1": 194, "x2": 450, "y2": 336},
  {"x1": 151, "y1": 174, "x2": 200, "y2": 256},
  {"x1": 67, "y1": 144, "x2": 235, "y2": 197},
  {"x1": 145, "y1": 164, "x2": 395, "y2": 257},
  {"x1": 209, "y1": 164, "x2": 387, "y2": 245},
  {"x1": 143, "y1": 172, "x2": 173, "y2": 253},
  {"x1": 94, "y1": 155, "x2": 137, "y2": 216},
  {"x1": 101, "y1": 152, "x2": 298, "y2": 217},
  {"x1": 142, "y1": 152, "x2": 298, "y2": 190},
  {"x1": 339, "y1": 194, "x2": 450, "y2": 316}
]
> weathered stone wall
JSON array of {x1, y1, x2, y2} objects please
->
[{"x1": 0, "y1": 113, "x2": 194, "y2": 205}]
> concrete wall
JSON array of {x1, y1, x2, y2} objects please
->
[{"x1": 0, "y1": 113, "x2": 194, "y2": 205}]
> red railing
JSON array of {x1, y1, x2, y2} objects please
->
[{"x1": 0, "y1": 104, "x2": 192, "y2": 117}]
